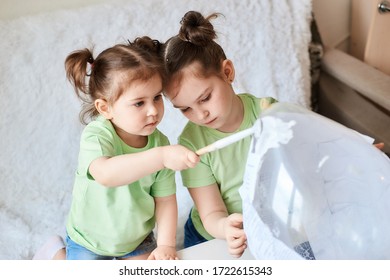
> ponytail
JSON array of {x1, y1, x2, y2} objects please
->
[{"x1": 65, "y1": 48, "x2": 94, "y2": 101}]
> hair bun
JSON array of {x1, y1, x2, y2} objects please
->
[
  {"x1": 131, "y1": 36, "x2": 162, "y2": 54},
  {"x1": 179, "y1": 11, "x2": 218, "y2": 46}
]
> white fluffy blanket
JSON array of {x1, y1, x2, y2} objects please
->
[{"x1": 0, "y1": 0, "x2": 312, "y2": 259}]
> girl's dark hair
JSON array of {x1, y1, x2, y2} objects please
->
[
  {"x1": 65, "y1": 36, "x2": 164, "y2": 124},
  {"x1": 162, "y1": 11, "x2": 226, "y2": 86}
]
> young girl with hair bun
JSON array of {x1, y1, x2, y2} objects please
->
[{"x1": 162, "y1": 11, "x2": 277, "y2": 258}]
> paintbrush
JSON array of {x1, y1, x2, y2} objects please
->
[{"x1": 196, "y1": 120, "x2": 262, "y2": 155}]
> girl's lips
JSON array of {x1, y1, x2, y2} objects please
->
[
  {"x1": 145, "y1": 121, "x2": 158, "y2": 127},
  {"x1": 204, "y1": 118, "x2": 217, "y2": 125}
]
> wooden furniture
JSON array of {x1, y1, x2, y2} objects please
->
[
  {"x1": 350, "y1": 0, "x2": 390, "y2": 75},
  {"x1": 364, "y1": 0, "x2": 390, "y2": 75},
  {"x1": 318, "y1": 48, "x2": 390, "y2": 154}
]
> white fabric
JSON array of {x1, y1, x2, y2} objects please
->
[
  {"x1": 0, "y1": 0, "x2": 312, "y2": 259},
  {"x1": 32, "y1": 235, "x2": 65, "y2": 260}
]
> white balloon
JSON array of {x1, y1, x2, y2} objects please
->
[{"x1": 240, "y1": 103, "x2": 390, "y2": 259}]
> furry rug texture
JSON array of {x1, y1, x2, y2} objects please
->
[{"x1": 0, "y1": 0, "x2": 312, "y2": 259}]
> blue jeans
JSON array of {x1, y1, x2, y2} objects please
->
[
  {"x1": 184, "y1": 213, "x2": 208, "y2": 248},
  {"x1": 66, "y1": 232, "x2": 156, "y2": 260}
]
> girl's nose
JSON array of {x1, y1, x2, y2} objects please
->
[
  {"x1": 147, "y1": 104, "x2": 158, "y2": 116},
  {"x1": 196, "y1": 109, "x2": 209, "y2": 120}
]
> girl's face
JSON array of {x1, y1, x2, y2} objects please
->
[
  {"x1": 166, "y1": 60, "x2": 242, "y2": 133},
  {"x1": 100, "y1": 74, "x2": 164, "y2": 146}
]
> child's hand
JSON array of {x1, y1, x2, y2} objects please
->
[
  {"x1": 374, "y1": 142, "x2": 384, "y2": 150},
  {"x1": 147, "y1": 245, "x2": 178, "y2": 260},
  {"x1": 224, "y1": 213, "x2": 247, "y2": 258},
  {"x1": 162, "y1": 145, "x2": 200, "y2": 171}
]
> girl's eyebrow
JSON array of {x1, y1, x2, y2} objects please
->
[
  {"x1": 154, "y1": 87, "x2": 163, "y2": 95},
  {"x1": 129, "y1": 88, "x2": 163, "y2": 102}
]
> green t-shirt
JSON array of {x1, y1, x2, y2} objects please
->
[
  {"x1": 179, "y1": 94, "x2": 277, "y2": 240},
  {"x1": 66, "y1": 116, "x2": 175, "y2": 256}
]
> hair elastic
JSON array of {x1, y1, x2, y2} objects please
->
[{"x1": 87, "y1": 56, "x2": 94, "y2": 76}]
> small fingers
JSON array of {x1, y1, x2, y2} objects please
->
[
  {"x1": 227, "y1": 213, "x2": 244, "y2": 228},
  {"x1": 187, "y1": 151, "x2": 200, "y2": 167},
  {"x1": 374, "y1": 142, "x2": 385, "y2": 150},
  {"x1": 227, "y1": 234, "x2": 247, "y2": 258},
  {"x1": 153, "y1": 254, "x2": 178, "y2": 260},
  {"x1": 229, "y1": 235, "x2": 247, "y2": 248},
  {"x1": 227, "y1": 228, "x2": 246, "y2": 241},
  {"x1": 228, "y1": 242, "x2": 247, "y2": 258}
]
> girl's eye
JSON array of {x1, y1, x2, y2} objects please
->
[
  {"x1": 134, "y1": 101, "x2": 144, "y2": 107},
  {"x1": 154, "y1": 94, "x2": 162, "y2": 102},
  {"x1": 181, "y1": 107, "x2": 190, "y2": 113},
  {"x1": 200, "y1": 94, "x2": 211, "y2": 103}
]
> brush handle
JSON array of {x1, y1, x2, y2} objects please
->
[
  {"x1": 195, "y1": 145, "x2": 216, "y2": 156},
  {"x1": 195, "y1": 127, "x2": 255, "y2": 156}
]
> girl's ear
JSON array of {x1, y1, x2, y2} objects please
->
[
  {"x1": 222, "y1": 59, "x2": 235, "y2": 83},
  {"x1": 95, "y1": 99, "x2": 112, "y2": 119}
]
